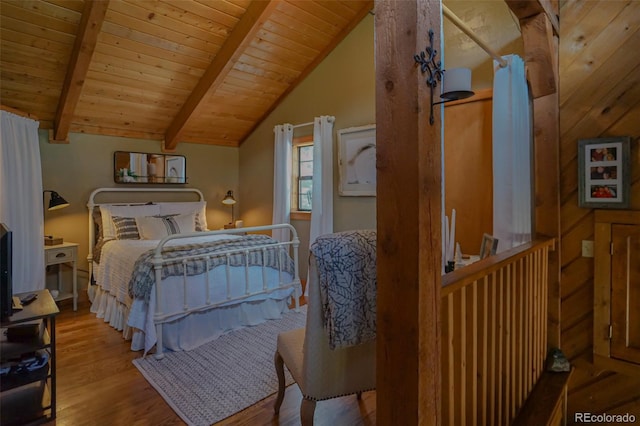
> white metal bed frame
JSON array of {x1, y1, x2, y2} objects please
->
[{"x1": 87, "y1": 187, "x2": 301, "y2": 359}]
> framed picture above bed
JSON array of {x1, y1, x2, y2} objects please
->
[
  {"x1": 337, "y1": 125, "x2": 376, "y2": 196},
  {"x1": 114, "y1": 151, "x2": 187, "y2": 184}
]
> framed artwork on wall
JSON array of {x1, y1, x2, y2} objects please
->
[
  {"x1": 578, "y1": 137, "x2": 631, "y2": 209},
  {"x1": 337, "y1": 124, "x2": 376, "y2": 196}
]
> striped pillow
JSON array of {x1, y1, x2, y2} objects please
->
[
  {"x1": 135, "y1": 213, "x2": 196, "y2": 240},
  {"x1": 111, "y1": 216, "x2": 140, "y2": 240}
]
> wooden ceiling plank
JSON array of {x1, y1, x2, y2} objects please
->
[
  {"x1": 157, "y1": 0, "x2": 242, "y2": 31},
  {"x1": 0, "y1": 1, "x2": 79, "y2": 35},
  {"x1": 1, "y1": 61, "x2": 66, "y2": 82},
  {"x1": 193, "y1": 0, "x2": 249, "y2": 20},
  {"x1": 85, "y1": 69, "x2": 191, "y2": 97},
  {"x1": 90, "y1": 51, "x2": 201, "y2": 86},
  {"x1": 70, "y1": 122, "x2": 165, "y2": 140},
  {"x1": 268, "y1": 9, "x2": 334, "y2": 45},
  {"x1": 241, "y1": 46, "x2": 305, "y2": 75},
  {"x1": 93, "y1": 43, "x2": 205, "y2": 80},
  {"x1": 261, "y1": 18, "x2": 328, "y2": 51},
  {"x1": 232, "y1": 61, "x2": 296, "y2": 85},
  {"x1": 97, "y1": 32, "x2": 211, "y2": 69},
  {"x1": 278, "y1": 1, "x2": 344, "y2": 37},
  {"x1": 46, "y1": 0, "x2": 85, "y2": 13},
  {"x1": 0, "y1": 27, "x2": 73, "y2": 54},
  {"x1": 0, "y1": 104, "x2": 39, "y2": 120},
  {"x1": 248, "y1": 38, "x2": 314, "y2": 69},
  {"x1": 239, "y1": 0, "x2": 374, "y2": 144},
  {"x1": 505, "y1": 0, "x2": 559, "y2": 35},
  {"x1": 1, "y1": 41, "x2": 69, "y2": 71},
  {"x1": 0, "y1": 14, "x2": 76, "y2": 44},
  {"x1": 163, "y1": 0, "x2": 278, "y2": 151},
  {"x1": 52, "y1": 0, "x2": 109, "y2": 143},
  {"x1": 255, "y1": 27, "x2": 320, "y2": 60},
  {"x1": 293, "y1": 1, "x2": 350, "y2": 27},
  {"x1": 109, "y1": 1, "x2": 228, "y2": 48},
  {"x1": 99, "y1": 20, "x2": 215, "y2": 62}
]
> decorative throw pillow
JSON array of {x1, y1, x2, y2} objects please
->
[
  {"x1": 136, "y1": 213, "x2": 196, "y2": 240},
  {"x1": 111, "y1": 216, "x2": 140, "y2": 240},
  {"x1": 100, "y1": 204, "x2": 161, "y2": 240},
  {"x1": 158, "y1": 202, "x2": 208, "y2": 231}
]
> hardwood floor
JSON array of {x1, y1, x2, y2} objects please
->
[{"x1": 46, "y1": 299, "x2": 376, "y2": 425}]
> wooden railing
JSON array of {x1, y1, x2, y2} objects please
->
[{"x1": 440, "y1": 238, "x2": 555, "y2": 426}]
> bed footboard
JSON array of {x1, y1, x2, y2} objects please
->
[{"x1": 151, "y1": 224, "x2": 301, "y2": 359}]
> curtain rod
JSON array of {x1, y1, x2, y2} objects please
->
[
  {"x1": 292, "y1": 121, "x2": 314, "y2": 129},
  {"x1": 442, "y1": 5, "x2": 508, "y2": 68}
]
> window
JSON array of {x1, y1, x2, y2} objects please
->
[{"x1": 292, "y1": 135, "x2": 313, "y2": 217}]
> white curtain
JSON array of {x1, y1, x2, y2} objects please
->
[
  {"x1": 492, "y1": 55, "x2": 532, "y2": 252},
  {"x1": 0, "y1": 111, "x2": 45, "y2": 293},
  {"x1": 309, "y1": 116, "x2": 335, "y2": 246},
  {"x1": 272, "y1": 123, "x2": 293, "y2": 242}
]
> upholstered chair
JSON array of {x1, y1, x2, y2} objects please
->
[{"x1": 274, "y1": 232, "x2": 376, "y2": 425}]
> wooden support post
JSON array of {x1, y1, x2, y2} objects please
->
[{"x1": 375, "y1": 1, "x2": 442, "y2": 424}]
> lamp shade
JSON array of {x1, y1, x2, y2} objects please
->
[
  {"x1": 45, "y1": 191, "x2": 69, "y2": 211},
  {"x1": 441, "y1": 68, "x2": 474, "y2": 101},
  {"x1": 222, "y1": 190, "x2": 236, "y2": 205}
]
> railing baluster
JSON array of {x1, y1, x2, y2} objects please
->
[{"x1": 440, "y1": 239, "x2": 553, "y2": 426}]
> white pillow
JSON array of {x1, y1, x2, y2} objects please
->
[
  {"x1": 136, "y1": 213, "x2": 197, "y2": 240},
  {"x1": 100, "y1": 204, "x2": 161, "y2": 240},
  {"x1": 158, "y1": 202, "x2": 208, "y2": 231}
]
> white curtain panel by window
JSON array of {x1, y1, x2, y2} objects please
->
[
  {"x1": 492, "y1": 55, "x2": 532, "y2": 252},
  {"x1": 309, "y1": 116, "x2": 335, "y2": 246},
  {"x1": 272, "y1": 123, "x2": 293, "y2": 242},
  {"x1": 0, "y1": 111, "x2": 45, "y2": 292}
]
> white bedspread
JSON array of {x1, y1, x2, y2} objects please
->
[{"x1": 92, "y1": 234, "x2": 297, "y2": 354}]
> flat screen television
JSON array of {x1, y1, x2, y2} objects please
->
[{"x1": 1, "y1": 223, "x2": 13, "y2": 321}]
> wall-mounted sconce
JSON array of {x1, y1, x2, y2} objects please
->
[{"x1": 414, "y1": 29, "x2": 475, "y2": 125}]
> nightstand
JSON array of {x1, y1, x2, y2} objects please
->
[{"x1": 44, "y1": 242, "x2": 78, "y2": 311}]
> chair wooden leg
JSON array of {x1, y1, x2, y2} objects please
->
[
  {"x1": 300, "y1": 397, "x2": 316, "y2": 426},
  {"x1": 274, "y1": 350, "x2": 286, "y2": 414}
]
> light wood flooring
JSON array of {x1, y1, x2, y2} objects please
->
[{"x1": 45, "y1": 298, "x2": 376, "y2": 426}]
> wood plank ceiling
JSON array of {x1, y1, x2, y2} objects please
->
[{"x1": 0, "y1": 0, "x2": 372, "y2": 148}]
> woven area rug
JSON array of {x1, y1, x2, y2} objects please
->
[{"x1": 133, "y1": 306, "x2": 307, "y2": 426}]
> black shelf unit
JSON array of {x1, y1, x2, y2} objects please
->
[{"x1": 1, "y1": 290, "x2": 59, "y2": 425}]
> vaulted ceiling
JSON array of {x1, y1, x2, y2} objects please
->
[
  {"x1": 1, "y1": 0, "x2": 372, "y2": 148},
  {"x1": 1, "y1": 1, "x2": 527, "y2": 149}
]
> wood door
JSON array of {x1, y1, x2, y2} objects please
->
[{"x1": 610, "y1": 224, "x2": 640, "y2": 364}]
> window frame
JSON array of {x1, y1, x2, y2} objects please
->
[{"x1": 291, "y1": 135, "x2": 313, "y2": 220}]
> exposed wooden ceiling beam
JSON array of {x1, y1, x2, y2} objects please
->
[
  {"x1": 51, "y1": 0, "x2": 109, "y2": 144},
  {"x1": 238, "y1": 1, "x2": 374, "y2": 145},
  {"x1": 507, "y1": 0, "x2": 558, "y2": 99},
  {"x1": 520, "y1": 12, "x2": 557, "y2": 98},
  {"x1": 506, "y1": 0, "x2": 559, "y2": 36},
  {"x1": 163, "y1": 0, "x2": 278, "y2": 151}
]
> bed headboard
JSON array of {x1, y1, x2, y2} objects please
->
[{"x1": 87, "y1": 187, "x2": 205, "y2": 265}]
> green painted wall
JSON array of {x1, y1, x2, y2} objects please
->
[{"x1": 239, "y1": 15, "x2": 376, "y2": 278}]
